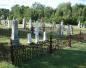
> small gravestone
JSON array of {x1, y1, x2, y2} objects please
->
[
  {"x1": 58, "y1": 21, "x2": 64, "y2": 36},
  {"x1": 6, "y1": 17, "x2": 10, "y2": 28},
  {"x1": 67, "y1": 25, "x2": 73, "y2": 35},
  {"x1": 29, "y1": 18, "x2": 32, "y2": 30},
  {"x1": 27, "y1": 33, "x2": 32, "y2": 44},
  {"x1": 11, "y1": 19, "x2": 19, "y2": 46},
  {"x1": 34, "y1": 27, "x2": 39, "y2": 43},
  {"x1": 43, "y1": 31, "x2": 47, "y2": 41},
  {"x1": 70, "y1": 25, "x2": 73, "y2": 35},
  {"x1": 22, "y1": 17, "x2": 26, "y2": 29},
  {"x1": 78, "y1": 21, "x2": 80, "y2": 28},
  {"x1": 82, "y1": 24, "x2": 85, "y2": 28}
]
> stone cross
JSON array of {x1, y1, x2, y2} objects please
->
[
  {"x1": 11, "y1": 19, "x2": 19, "y2": 46},
  {"x1": 27, "y1": 33, "x2": 32, "y2": 44},
  {"x1": 22, "y1": 17, "x2": 26, "y2": 29}
]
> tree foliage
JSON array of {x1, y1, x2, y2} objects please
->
[{"x1": 0, "y1": 2, "x2": 86, "y2": 25}]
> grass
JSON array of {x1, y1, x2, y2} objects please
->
[
  {"x1": 1, "y1": 41, "x2": 86, "y2": 68},
  {"x1": 17, "y1": 41, "x2": 86, "y2": 68}
]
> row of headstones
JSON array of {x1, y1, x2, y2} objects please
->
[
  {"x1": 57, "y1": 21, "x2": 73, "y2": 36},
  {"x1": 78, "y1": 21, "x2": 86, "y2": 28},
  {"x1": 0, "y1": 17, "x2": 33, "y2": 29},
  {"x1": 11, "y1": 19, "x2": 47, "y2": 46}
]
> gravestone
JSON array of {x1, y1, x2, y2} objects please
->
[
  {"x1": 27, "y1": 33, "x2": 32, "y2": 44},
  {"x1": 34, "y1": 27, "x2": 39, "y2": 43},
  {"x1": 67, "y1": 25, "x2": 73, "y2": 35},
  {"x1": 6, "y1": 17, "x2": 10, "y2": 28},
  {"x1": 22, "y1": 17, "x2": 26, "y2": 29},
  {"x1": 58, "y1": 21, "x2": 64, "y2": 36},
  {"x1": 78, "y1": 21, "x2": 80, "y2": 28},
  {"x1": 61, "y1": 21, "x2": 64, "y2": 36},
  {"x1": 43, "y1": 31, "x2": 47, "y2": 41},
  {"x1": 29, "y1": 18, "x2": 32, "y2": 30},
  {"x1": 11, "y1": 19, "x2": 19, "y2": 46}
]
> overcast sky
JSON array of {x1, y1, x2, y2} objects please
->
[{"x1": 0, "y1": 0, "x2": 86, "y2": 9}]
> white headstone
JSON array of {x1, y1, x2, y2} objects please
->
[
  {"x1": 43, "y1": 31, "x2": 47, "y2": 41},
  {"x1": 29, "y1": 18, "x2": 32, "y2": 29},
  {"x1": 78, "y1": 21, "x2": 80, "y2": 28},
  {"x1": 22, "y1": 17, "x2": 26, "y2": 29},
  {"x1": 27, "y1": 33, "x2": 32, "y2": 44},
  {"x1": 58, "y1": 21, "x2": 64, "y2": 36},
  {"x1": 67, "y1": 25, "x2": 73, "y2": 35}
]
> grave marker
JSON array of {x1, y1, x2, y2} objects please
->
[{"x1": 11, "y1": 19, "x2": 19, "y2": 46}]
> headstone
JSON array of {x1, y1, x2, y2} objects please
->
[
  {"x1": 43, "y1": 31, "x2": 47, "y2": 41},
  {"x1": 11, "y1": 19, "x2": 19, "y2": 46},
  {"x1": 7, "y1": 17, "x2": 10, "y2": 28},
  {"x1": 27, "y1": 33, "x2": 32, "y2": 44},
  {"x1": 80, "y1": 23, "x2": 83, "y2": 28},
  {"x1": 22, "y1": 17, "x2": 26, "y2": 29},
  {"x1": 67, "y1": 25, "x2": 73, "y2": 35},
  {"x1": 78, "y1": 21, "x2": 80, "y2": 28},
  {"x1": 58, "y1": 21, "x2": 64, "y2": 36},
  {"x1": 60, "y1": 21, "x2": 64, "y2": 36},
  {"x1": 29, "y1": 18, "x2": 32, "y2": 30},
  {"x1": 34, "y1": 27, "x2": 39, "y2": 43},
  {"x1": 82, "y1": 24, "x2": 85, "y2": 28}
]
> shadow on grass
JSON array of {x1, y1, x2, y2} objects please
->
[
  {"x1": 0, "y1": 42, "x2": 86, "y2": 68},
  {"x1": 0, "y1": 28, "x2": 29, "y2": 38},
  {"x1": 0, "y1": 43, "x2": 11, "y2": 62},
  {"x1": 19, "y1": 49, "x2": 86, "y2": 68}
]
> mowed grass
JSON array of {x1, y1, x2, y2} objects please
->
[{"x1": 0, "y1": 24, "x2": 86, "y2": 68}]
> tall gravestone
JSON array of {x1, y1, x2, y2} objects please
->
[
  {"x1": 58, "y1": 21, "x2": 64, "y2": 36},
  {"x1": 29, "y1": 18, "x2": 32, "y2": 30},
  {"x1": 61, "y1": 21, "x2": 64, "y2": 36},
  {"x1": 34, "y1": 27, "x2": 39, "y2": 43},
  {"x1": 11, "y1": 19, "x2": 19, "y2": 46},
  {"x1": 22, "y1": 17, "x2": 26, "y2": 29},
  {"x1": 34, "y1": 21, "x2": 39, "y2": 43}
]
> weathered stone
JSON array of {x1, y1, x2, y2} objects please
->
[{"x1": 11, "y1": 19, "x2": 19, "y2": 46}]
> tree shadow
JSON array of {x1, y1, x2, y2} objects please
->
[
  {"x1": 0, "y1": 43, "x2": 11, "y2": 62},
  {"x1": 19, "y1": 49, "x2": 86, "y2": 68}
]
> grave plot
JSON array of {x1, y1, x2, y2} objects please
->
[{"x1": 0, "y1": 19, "x2": 86, "y2": 67}]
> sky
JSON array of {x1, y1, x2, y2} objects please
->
[{"x1": 0, "y1": 0, "x2": 86, "y2": 9}]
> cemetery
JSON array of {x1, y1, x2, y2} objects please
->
[{"x1": 0, "y1": 1, "x2": 86, "y2": 68}]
